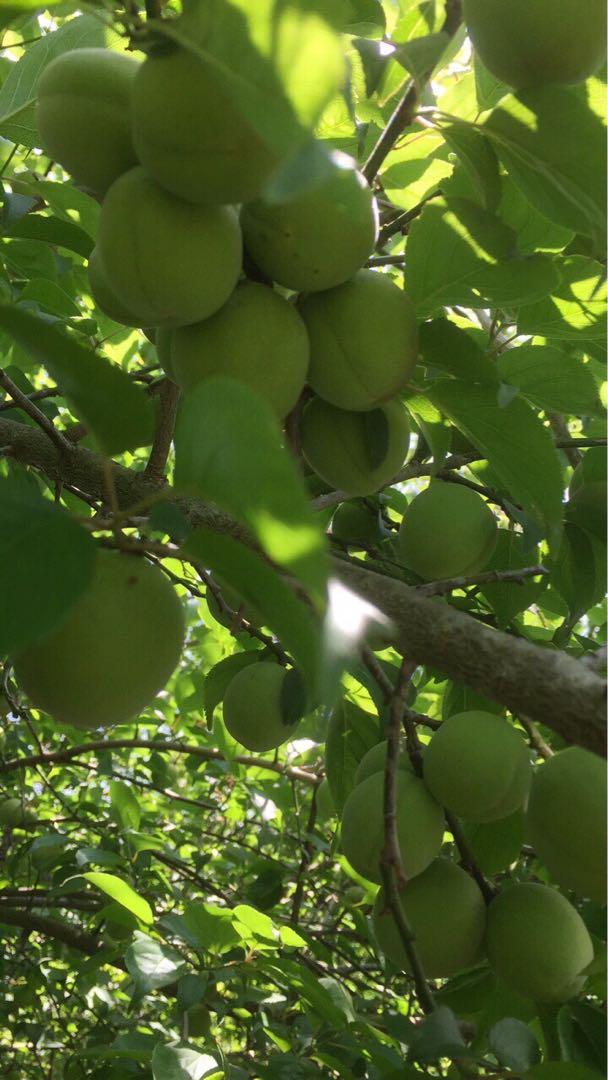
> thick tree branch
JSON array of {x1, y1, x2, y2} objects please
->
[
  {"x1": 0, "y1": 906, "x2": 102, "y2": 955},
  {"x1": 0, "y1": 416, "x2": 605, "y2": 755},
  {"x1": 335, "y1": 562, "x2": 606, "y2": 757}
]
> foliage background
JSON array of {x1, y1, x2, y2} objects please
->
[{"x1": 0, "y1": 1, "x2": 605, "y2": 1078}]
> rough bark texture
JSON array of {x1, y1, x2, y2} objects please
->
[
  {"x1": 1, "y1": 415, "x2": 605, "y2": 756},
  {"x1": 335, "y1": 561, "x2": 606, "y2": 757}
]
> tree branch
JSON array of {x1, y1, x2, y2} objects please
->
[
  {"x1": 143, "y1": 378, "x2": 180, "y2": 481},
  {"x1": 416, "y1": 564, "x2": 548, "y2": 598},
  {"x1": 0, "y1": 737, "x2": 318, "y2": 785},
  {"x1": 0, "y1": 369, "x2": 73, "y2": 454},
  {"x1": 0, "y1": 415, "x2": 605, "y2": 755},
  {"x1": 362, "y1": 0, "x2": 462, "y2": 183},
  {"x1": 0, "y1": 906, "x2": 102, "y2": 955},
  {"x1": 380, "y1": 660, "x2": 435, "y2": 1014},
  {"x1": 335, "y1": 561, "x2": 606, "y2": 757}
]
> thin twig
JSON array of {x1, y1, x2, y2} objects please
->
[
  {"x1": 518, "y1": 715, "x2": 553, "y2": 760},
  {"x1": 143, "y1": 378, "x2": 180, "y2": 481},
  {"x1": 290, "y1": 785, "x2": 320, "y2": 925},
  {"x1": 0, "y1": 737, "x2": 318, "y2": 785},
  {"x1": 547, "y1": 413, "x2": 581, "y2": 468},
  {"x1": 416, "y1": 565, "x2": 548, "y2": 599},
  {"x1": 379, "y1": 658, "x2": 435, "y2": 1014},
  {"x1": 0, "y1": 368, "x2": 72, "y2": 454}
]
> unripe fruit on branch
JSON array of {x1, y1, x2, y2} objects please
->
[
  {"x1": 373, "y1": 859, "x2": 486, "y2": 977},
  {"x1": 340, "y1": 770, "x2": 444, "y2": 884},
  {"x1": 300, "y1": 397, "x2": 411, "y2": 497},
  {"x1": 222, "y1": 663, "x2": 306, "y2": 753},
  {"x1": 13, "y1": 551, "x2": 184, "y2": 729},
  {"x1": 131, "y1": 45, "x2": 275, "y2": 205},
  {"x1": 567, "y1": 449, "x2": 607, "y2": 541},
  {"x1": 241, "y1": 158, "x2": 377, "y2": 293},
  {"x1": 486, "y1": 883, "x2": 594, "y2": 1002},
  {"x1": 171, "y1": 282, "x2": 309, "y2": 420},
  {"x1": 37, "y1": 48, "x2": 139, "y2": 195},
  {"x1": 423, "y1": 711, "x2": 531, "y2": 823},
  {"x1": 0, "y1": 798, "x2": 34, "y2": 827},
  {"x1": 463, "y1": 0, "x2": 606, "y2": 88},
  {"x1": 97, "y1": 168, "x2": 242, "y2": 327},
  {"x1": 87, "y1": 248, "x2": 142, "y2": 328},
  {"x1": 354, "y1": 742, "x2": 414, "y2": 786},
  {"x1": 526, "y1": 747, "x2": 607, "y2": 904},
  {"x1": 331, "y1": 500, "x2": 384, "y2": 548},
  {"x1": 398, "y1": 480, "x2": 497, "y2": 581},
  {"x1": 299, "y1": 270, "x2": 418, "y2": 411}
]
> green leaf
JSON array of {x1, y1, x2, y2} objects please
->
[
  {"x1": 6, "y1": 213, "x2": 94, "y2": 258},
  {"x1": 418, "y1": 319, "x2": 497, "y2": 385},
  {"x1": 429, "y1": 379, "x2": 563, "y2": 545},
  {"x1": 181, "y1": 902, "x2": 241, "y2": 953},
  {"x1": 558, "y1": 1002, "x2": 607, "y2": 1076},
  {"x1": 440, "y1": 120, "x2": 501, "y2": 211},
  {"x1": 406, "y1": 197, "x2": 559, "y2": 314},
  {"x1": 203, "y1": 652, "x2": 262, "y2": 725},
  {"x1": 184, "y1": 528, "x2": 321, "y2": 689},
  {"x1": 174, "y1": 377, "x2": 326, "y2": 595},
  {"x1": 324, "y1": 698, "x2": 378, "y2": 814},
  {"x1": 232, "y1": 903, "x2": 276, "y2": 943},
  {"x1": 125, "y1": 933, "x2": 187, "y2": 994},
  {"x1": 488, "y1": 1018, "x2": 541, "y2": 1072},
  {"x1": 0, "y1": 479, "x2": 95, "y2": 657},
  {"x1": 462, "y1": 812, "x2": 524, "y2": 878},
  {"x1": 0, "y1": 15, "x2": 123, "y2": 147},
  {"x1": 485, "y1": 80, "x2": 606, "y2": 247},
  {"x1": 407, "y1": 1005, "x2": 467, "y2": 1063},
  {"x1": 151, "y1": 1045, "x2": 219, "y2": 1080},
  {"x1": 20, "y1": 278, "x2": 80, "y2": 318},
  {"x1": 496, "y1": 343, "x2": 603, "y2": 416},
  {"x1": 109, "y1": 780, "x2": 141, "y2": 832},
  {"x1": 518, "y1": 257, "x2": 606, "y2": 342},
  {"x1": 479, "y1": 531, "x2": 546, "y2": 629},
  {"x1": 0, "y1": 303, "x2": 155, "y2": 454},
  {"x1": 82, "y1": 873, "x2": 153, "y2": 925},
  {"x1": 257, "y1": 956, "x2": 351, "y2": 1028},
  {"x1": 523, "y1": 1065, "x2": 604, "y2": 1080},
  {"x1": 548, "y1": 523, "x2": 606, "y2": 621}
]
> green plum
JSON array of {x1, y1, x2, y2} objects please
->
[
  {"x1": 300, "y1": 397, "x2": 411, "y2": 497},
  {"x1": 13, "y1": 550, "x2": 184, "y2": 729},
  {"x1": 526, "y1": 747, "x2": 606, "y2": 903},
  {"x1": 331, "y1": 500, "x2": 384, "y2": 548},
  {"x1": 223, "y1": 662, "x2": 305, "y2": 752},
  {"x1": 398, "y1": 480, "x2": 497, "y2": 581},
  {"x1": 241, "y1": 156, "x2": 377, "y2": 292},
  {"x1": 299, "y1": 270, "x2": 418, "y2": 410},
  {"x1": 463, "y1": 0, "x2": 606, "y2": 88},
  {"x1": 373, "y1": 858, "x2": 486, "y2": 977},
  {"x1": 423, "y1": 711, "x2": 531, "y2": 823},
  {"x1": 87, "y1": 247, "x2": 142, "y2": 328},
  {"x1": 37, "y1": 48, "x2": 139, "y2": 194},
  {"x1": 131, "y1": 43, "x2": 276, "y2": 205},
  {"x1": 97, "y1": 167, "x2": 242, "y2": 327},
  {"x1": 0, "y1": 798, "x2": 34, "y2": 827},
  {"x1": 171, "y1": 281, "x2": 309, "y2": 419},
  {"x1": 354, "y1": 742, "x2": 414, "y2": 785},
  {"x1": 340, "y1": 769, "x2": 444, "y2": 884},
  {"x1": 486, "y1": 883, "x2": 594, "y2": 1002}
]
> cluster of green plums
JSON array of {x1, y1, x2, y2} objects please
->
[
  {"x1": 335, "y1": 714, "x2": 605, "y2": 1003},
  {"x1": 36, "y1": 23, "x2": 419, "y2": 500},
  {"x1": 332, "y1": 478, "x2": 499, "y2": 582}
]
